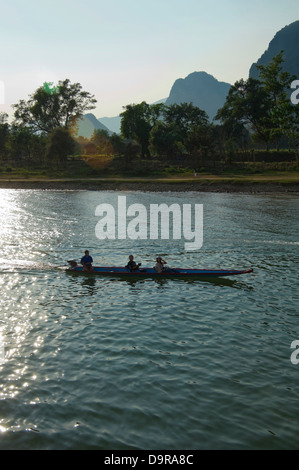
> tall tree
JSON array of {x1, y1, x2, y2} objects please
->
[
  {"x1": 256, "y1": 51, "x2": 297, "y2": 148},
  {"x1": 149, "y1": 103, "x2": 211, "y2": 160},
  {"x1": 149, "y1": 121, "x2": 184, "y2": 159},
  {"x1": 45, "y1": 128, "x2": 76, "y2": 165},
  {"x1": 216, "y1": 78, "x2": 272, "y2": 149},
  {"x1": 13, "y1": 79, "x2": 96, "y2": 134},
  {"x1": 163, "y1": 103, "x2": 209, "y2": 138},
  {"x1": 91, "y1": 129, "x2": 114, "y2": 155},
  {"x1": 185, "y1": 123, "x2": 214, "y2": 159},
  {"x1": 120, "y1": 102, "x2": 164, "y2": 158},
  {"x1": 0, "y1": 113, "x2": 9, "y2": 158},
  {"x1": 216, "y1": 53, "x2": 298, "y2": 150}
]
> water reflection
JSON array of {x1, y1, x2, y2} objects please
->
[
  {"x1": 0, "y1": 331, "x2": 5, "y2": 365},
  {"x1": 65, "y1": 270, "x2": 245, "y2": 289},
  {"x1": 0, "y1": 190, "x2": 298, "y2": 449},
  {"x1": 80, "y1": 277, "x2": 97, "y2": 291}
]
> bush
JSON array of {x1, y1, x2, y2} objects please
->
[{"x1": 46, "y1": 128, "x2": 76, "y2": 165}]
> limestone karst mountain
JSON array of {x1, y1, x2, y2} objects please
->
[
  {"x1": 165, "y1": 71, "x2": 231, "y2": 121},
  {"x1": 249, "y1": 20, "x2": 299, "y2": 79}
]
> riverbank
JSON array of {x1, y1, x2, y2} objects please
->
[{"x1": 0, "y1": 175, "x2": 299, "y2": 193}]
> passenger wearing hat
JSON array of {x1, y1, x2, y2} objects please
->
[{"x1": 155, "y1": 257, "x2": 167, "y2": 273}]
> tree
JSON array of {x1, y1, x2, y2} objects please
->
[
  {"x1": 255, "y1": 51, "x2": 297, "y2": 149},
  {"x1": 216, "y1": 53, "x2": 298, "y2": 150},
  {"x1": 45, "y1": 128, "x2": 76, "y2": 165},
  {"x1": 256, "y1": 51, "x2": 295, "y2": 106},
  {"x1": 91, "y1": 129, "x2": 113, "y2": 155},
  {"x1": 6, "y1": 124, "x2": 47, "y2": 162},
  {"x1": 163, "y1": 103, "x2": 209, "y2": 139},
  {"x1": 287, "y1": 104, "x2": 299, "y2": 151},
  {"x1": 13, "y1": 79, "x2": 97, "y2": 135},
  {"x1": 120, "y1": 102, "x2": 165, "y2": 158},
  {"x1": 185, "y1": 123, "x2": 214, "y2": 160},
  {"x1": 152, "y1": 103, "x2": 210, "y2": 160},
  {"x1": 109, "y1": 133, "x2": 126, "y2": 156},
  {"x1": 215, "y1": 78, "x2": 272, "y2": 149},
  {"x1": 149, "y1": 121, "x2": 184, "y2": 159},
  {"x1": 149, "y1": 103, "x2": 211, "y2": 160},
  {"x1": 0, "y1": 113, "x2": 9, "y2": 158}
]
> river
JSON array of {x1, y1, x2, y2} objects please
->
[{"x1": 0, "y1": 189, "x2": 298, "y2": 449}]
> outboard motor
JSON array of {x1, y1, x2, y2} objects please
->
[{"x1": 67, "y1": 260, "x2": 78, "y2": 268}]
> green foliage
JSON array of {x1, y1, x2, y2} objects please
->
[
  {"x1": 216, "y1": 52, "x2": 299, "y2": 150},
  {"x1": 256, "y1": 51, "x2": 297, "y2": 148},
  {"x1": 163, "y1": 103, "x2": 209, "y2": 137},
  {"x1": 1, "y1": 64, "x2": 299, "y2": 177},
  {"x1": 45, "y1": 128, "x2": 76, "y2": 165},
  {"x1": 0, "y1": 113, "x2": 9, "y2": 157},
  {"x1": 185, "y1": 123, "x2": 214, "y2": 158},
  {"x1": 13, "y1": 79, "x2": 97, "y2": 135},
  {"x1": 7, "y1": 125, "x2": 47, "y2": 162},
  {"x1": 120, "y1": 101, "x2": 210, "y2": 161},
  {"x1": 149, "y1": 121, "x2": 183, "y2": 159},
  {"x1": 120, "y1": 102, "x2": 164, "y2": 158},
  {"x1": 215, "y1": 78, "x2": 272, "y2": 147},
  {"x1": 91, "y1": 129, "x2": 113, "y2": 155}
]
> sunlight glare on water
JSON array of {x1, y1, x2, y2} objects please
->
[{"x1": 0, "y1": 189, "x2": 298, "y2": 449}]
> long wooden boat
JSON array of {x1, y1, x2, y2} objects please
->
[{"x1": 66, "y1": 264, "x2": 253, "y2": 278}]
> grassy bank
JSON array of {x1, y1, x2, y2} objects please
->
[
  {"x1": 0, "y1": 157, "x2": 299, "y2": 192},
  {"x1": 0, "y1": 175, "x2": 298, "y2": 194},
  {"x1": 1, "y1": 164, "x2": 299, "y2": 180}
]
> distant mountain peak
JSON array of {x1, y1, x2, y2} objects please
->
[
  {"x1": 249, "y1": 20, "x2": 299, "y2": 79},
  {"x1": 165, "y1": 71, "x2": 231, "y2": 120},
  {"x1": 75, "y1": 113, "x2": 110, "y2": 139}
]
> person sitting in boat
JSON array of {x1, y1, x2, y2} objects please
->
[
  {"x1": 81, "y1": 250, "x2": 94, "y2": 272},
  {"x1": 154, "y1": 257, "x2": 168, "y2": 273},
  {"x1": 125, "y1": 255, "x2": 141, "y2": 272}
]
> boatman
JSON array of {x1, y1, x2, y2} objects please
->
[
  {"x1": 125, "y1": 255, "x2": 141, "y2": 272},
  {"x1": 81, "y1": 250, "x2": 94, "y2": 272}
]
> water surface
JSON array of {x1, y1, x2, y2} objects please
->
[{"x1": 0, "y1": 189, "x2": 298, "y2": 449}]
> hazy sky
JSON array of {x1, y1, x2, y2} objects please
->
[{"x1": 0, "y1": 0, "x2": 299, "y2": 118}]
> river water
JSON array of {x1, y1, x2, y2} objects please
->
[{"x1": 0, "y1": 189, "x2": 298, "y2": 449}]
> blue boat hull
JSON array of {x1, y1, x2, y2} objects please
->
[{"x1": 67, "y1": 266, "x2": 253, "y2": 277}]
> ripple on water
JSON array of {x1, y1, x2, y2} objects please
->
[{"x1": 0, "y1": 191, "x2": 298, "y2": 449}]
